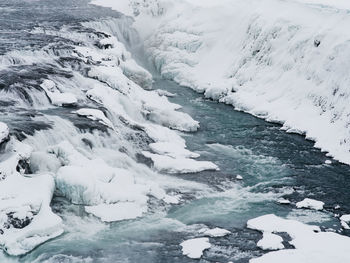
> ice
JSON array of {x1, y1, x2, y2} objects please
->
[
  {"x1": 0, "y1": 122, "x2": 9, "y2": 144},
  {"x1": 75, "y1": 108, "x2": 114, "y2": 129},
  {"x1": 40, "y1": 79, "x2": 77, "y2": 106},
  {"x1": 199, "y1": 227, "x2": 230, "y2": 237},
  {"x1": 85, "y1": 202, "x2": 147, "y2": 222},
  {"x1": 257, "y1": 232, "x2": 284, "y2": 250},
  {"x1": 248, "y1": 214, "x2": 350, "y2": 263},
  {"x1": 296, "y1": 198, "x2": 324, "y2": 210},
  {"x1": 142, "y1": 151, "x2": 218, "y2": 174},
  {"x1": 180, "y1": 237, "x2": 211, "y2": 259}
]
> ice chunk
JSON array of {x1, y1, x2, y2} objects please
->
[
  {"x1": 180, "y1": 237, "x2": 211, "y2": 259},
  {"x1": 296, "y1": 198, "x2": 324, "y2": 210},
  {"x1": 257, "y1": 232, "x2": 284, "y2": 250},
  {"x1": 142, "y1": 151, "x2": 218, "y2": 174},
  {"x1": 149, "y1": 142, "x2": 200, "y2": 159},
  {"x1": 199, "y1": 227, "x2": 230, "y2": 237},
  {"x1": 85, "y1": 202, "x2": 147, "y2": 222}
]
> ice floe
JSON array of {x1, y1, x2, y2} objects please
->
[
  {"x1": 296, "y1": 198, "x2": 324, "y2": 210},
  {"x1": 180, "y1": 237, "x2": 211, "y2": 259},
  {"x1": 257, "y1": 232, "x2": 284, "y2": 250},
  {"x1": 248, "y1": 214, "x2": 350, "y2": 263},
  {"x1": 199, "y1": 227, "x2": 230, "y2": 237}
]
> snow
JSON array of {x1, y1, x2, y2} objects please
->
[
  {"x1": 88, "y1": 0, "x2": 350, "y2": 165},
  {"x1": 0, "y1": 122, "x2": 9, "y2": 144},
  {"x1": 75, "y1": 108, "x2": 114, "y2": 129},
  {"x1": 199, "y1": 227, "x2": 230, "y2": 237},
  {"x1": 257, "y1": 232, "x2": 284, "y2": 250},
  {"x1": 248, "y1": 214, "x2": 350, "y2": 263},
  {"x1": 40, "y1": 79, "x2": 77, "y2": 106},
  {"x1": 296, "y1": 198, "x2": 324, "y2": 210},
  {"x1": 180, "y1": 237, "x2": 211, "y2": 259}
]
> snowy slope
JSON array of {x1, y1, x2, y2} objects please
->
[{"x1": 92, "y1": 0, "x2": 350, "y2": 165}]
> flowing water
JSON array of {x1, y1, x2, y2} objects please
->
[{"x1": 1, "y1": 0, "x2": 350, "y2": 262}]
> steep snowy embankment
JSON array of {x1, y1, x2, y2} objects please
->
[{"x1": 93, "y1": 0, "x2": 350, "y2": 165}]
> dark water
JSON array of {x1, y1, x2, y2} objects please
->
[{"x1": 0, "y1": 0, "x2": 350, "y2": 262}]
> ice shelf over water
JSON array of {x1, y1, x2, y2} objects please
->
[{"x1": 248, "y1": 214, "x2": 350, "y2": 263}]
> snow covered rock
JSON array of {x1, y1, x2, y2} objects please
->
[
  {"x1": 180, "y1": 237, "x2": 211, "y2": 259},
  {"x1": 296, "y1": 198, "x2": 324, "y2": 210}
]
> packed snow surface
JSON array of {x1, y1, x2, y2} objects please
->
[
  {"x1": 296, "y1": 198, "x2": 324, "y2": 210},
  {"x1": 180, "y1": 237, "x2": 211, "y2": 259},
  {"x1": 93, "y1": 0, "x2": 350, "y2": 165},
  {"x1": 248, "y1": 214, "x2": 350, "y2": 263}
]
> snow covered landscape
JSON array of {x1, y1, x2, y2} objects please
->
[{"x1": 0, "y1": 0, "x2": 350, "y2": 262}]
